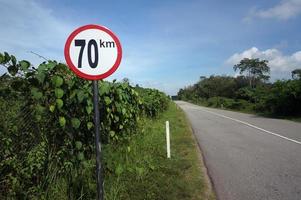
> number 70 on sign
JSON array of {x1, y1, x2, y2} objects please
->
[{"x1": 64, "y1": 24, "x2": 122, "y2": 80}]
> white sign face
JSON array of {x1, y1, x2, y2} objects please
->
[{"x1": 64, "y1": 24, "x2": 122, "y2": 80}]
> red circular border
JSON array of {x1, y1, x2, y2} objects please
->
[{"x1": 64, "y1": 24, "x2": 122, "y2": 80}]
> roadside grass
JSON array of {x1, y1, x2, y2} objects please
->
[
  {"x1": 47, "y1": 102, "x2": 215, "y2": 199},
  {"x1": 187, "y1": 98, "x2": 255, "y2": 114},
  {"x1": 103, "y1": 102, "x2": 215, "y2": 200},
  {"x1": 258, "y1": 114, "x2": 301, "y2": 123},
  {"x1": 186, "y1": 99, "x2": 301, "y2": 123},
  {"x1": 285, "y1": 117, "x2": 301, "y2": 123}
]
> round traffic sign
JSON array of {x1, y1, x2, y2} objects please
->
[{"x1": 64, "y1": 24, "x2": 122, "y2": 80}]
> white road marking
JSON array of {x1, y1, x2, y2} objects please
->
[{"x1": 198, "y1": 107, "x2": 301, "y2": 145}]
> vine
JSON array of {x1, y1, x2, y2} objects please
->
[{"x1": 0, "y1": 52, "x2": 169, "y2": 198}]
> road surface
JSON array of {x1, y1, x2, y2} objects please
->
[{"x1": 176, "y1": 101, "x2": 301, "y2": 200}]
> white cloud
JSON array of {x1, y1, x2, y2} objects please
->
[
  {"x1": 0, "y1": 0, "x2": 177, "y2": 93},
  {"x1": 226, "y1": 47, "x2": 301, "y2": 76},
  {"x1": 245, "y1": 0, "x2": 301, "y2": 21},
  {"x1": 0, "y1": 0, "x2": 72, "y2": 68}
]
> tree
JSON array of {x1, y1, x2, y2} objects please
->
[
  {"x1": 233, "y1": 58, "x2": 270, "y2": 88},
  {"x1": 292, "y1": 69, "x2": 301, "y2": 80}
]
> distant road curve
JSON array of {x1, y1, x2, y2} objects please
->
[{"x1": 176, "y1": 101, "x2": 301, "y2": 200}]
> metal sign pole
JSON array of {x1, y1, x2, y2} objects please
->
[{"x1": 92, "y1": 80, "x2": 103, "y2": 200}]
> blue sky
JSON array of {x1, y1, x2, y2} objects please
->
[{"x1": 1, "y1": 0, "x2": 301, "y2": 95}]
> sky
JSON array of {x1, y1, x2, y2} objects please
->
[{"x1": 1, "y1": 0, "x2": 301, "y2": 95}]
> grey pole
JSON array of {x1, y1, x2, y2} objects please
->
[{"x1": 92, "y1": 80, "x2": 103, "y2": 200}]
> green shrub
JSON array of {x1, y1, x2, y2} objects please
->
[
  {"x1": 0, "y1": 52, "x2": 170, "y2": 199},
  {"x1": 260, "y1": 80, "x2": 301, "y2": 115},
  {"x1": 205, "y1": 97, "x2": 253, "y2": 111},
  {"x1": 136, "y1": 87, "x2": 169, "y2": 117}
]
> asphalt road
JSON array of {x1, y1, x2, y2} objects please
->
[{"x1": 176, "y1": 101, "x2": 301, "y2": 200}]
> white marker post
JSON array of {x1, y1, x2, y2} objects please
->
[{"x1": 166, "y1": 121, "x2": 171, "y2": 158}]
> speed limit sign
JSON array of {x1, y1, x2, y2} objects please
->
[
  {"x1": 64, "y1": 24, "x2": 122, "y2": 200},
  {"x1": 64, "y1": 24, "x2": 122, "y2": 80}
]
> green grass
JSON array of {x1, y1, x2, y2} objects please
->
[
  {"x1": 287, "y1": 117, "x2": 301, "y2": 123},
  {"x1": 103, "y1": 102, "x2": 215, "y2": 200},
  {"x1": 46, "y1": 102, "x2": 215, "y2": 199},
  {"x1": 187, "y1": 98, "x2": 301, "y2": 123},
  {"x1": 258, "y1": 114, "x2": 301, "y2": 123}
]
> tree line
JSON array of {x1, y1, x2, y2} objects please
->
[{"x1": 178, "y1": 58, "x2": 301, "y2": 116}]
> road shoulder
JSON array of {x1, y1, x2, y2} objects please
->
[{"x1": 176, "y1": 103, "x2": 216, "y2": 200}]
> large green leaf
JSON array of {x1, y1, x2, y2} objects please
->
[
  {"x1": 71, "y1": 118, "x2": 81, "y2": 129},
  {"x1": 31, "y1": 88, "x2": 43, "y2": 100},
  {"x1": 55, "y1": 88, "x2": 64, "y2": 98},
  {"x1": 99, "y1": 82, "x2": 110, "y2": 95},
  {"x1": 36, "y1": 72, "x2": 46, "y2": 83},
  {"x1": 109, "y1": 130, "x2": 115, "y2": 137},
  {"x1": 59, "y1": 116, "x2": 66, "y2": 127},
  {"x1": 77, "y1": 90, "x2": 85, "y2": 103},
  {"x1": 86, "y1": 106, "x2": 93, "y2": 114},
  {"x1": 104, "y1": 96, "x2": 111, "y2": 105},
  {"x1": 77, "y1": 152, "x2": 84, "y2": 161},
  {"x1": 11, "y1": 55, "x2": 16, "y2": 66},
  {"x1": 35, "y1": 105, "x2": 46, "y2": 114},
  {"x1": 4, "y1": 52, "x2": 10, "y2": 63},
  {"x1": 87, "y1": 122, "x2": 93, "y2": 130},
  {"x1": 51, "y1": 75, "x2": 63, "y2": 87},
  {"x1": 49, "y1": 105, "x2": 55, "y2": 112},
  {"x1": 19, "y1": 60, "x2": 31, "y2": 70},
  {"x1": 56, "y1": 99, "x2": 64, "y2": 109},
  {"x1": 75, "y1": 141, "x2": 82, "y2": 150},
  {"x1": 47, "y1": 61, "x2": 57, "y2": 70},
  {"x1": 38, "y1": 63, "x2": 47, "y2": 71}
]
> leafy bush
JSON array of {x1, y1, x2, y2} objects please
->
[
  {"x1": 136, "y1": 87, "x2": 169, "y2": 117},
  {"x1": 261, "y1": 80, "x2": 301, "y2": 115},
  {"x1": 0, "y1": 52, "x2": 169, "y2": 199},
  {"x1": 205, "y1": 97, "x2": 252, "y2": 111}
]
